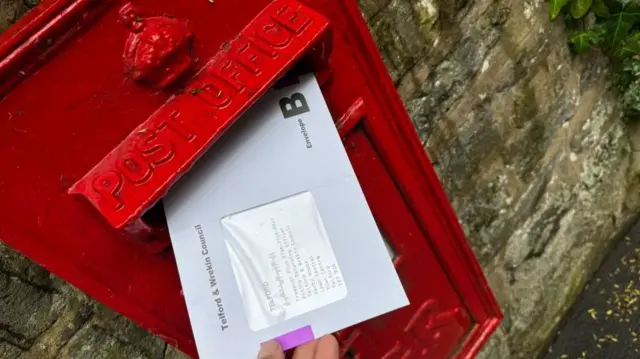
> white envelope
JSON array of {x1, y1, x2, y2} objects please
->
[{"x1": 164, "y1": 73, "x2": 409, "y2": 359}]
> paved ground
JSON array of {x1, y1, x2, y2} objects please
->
[{"x1": 544, "y1": 224, "x2": 640, "y2": 359}]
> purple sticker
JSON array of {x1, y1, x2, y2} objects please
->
[{"x1": 273, "y1": 325, "x2": 315, "y2": 351}]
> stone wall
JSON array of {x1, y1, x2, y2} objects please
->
[
  {"x1": 2, "y1": 0, "x2": 640, "y2": 358},
  {"x1": 362, "y1": 0, "x2": 640, "y2": 357}
]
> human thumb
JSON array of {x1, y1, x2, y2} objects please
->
[{"x1": 258, "y1": 340, "x2": 285, "y2": 359}]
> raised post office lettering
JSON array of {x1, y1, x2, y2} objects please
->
[
  {"x1": 92, "y1": 172, "x2": 124, "y2": 210},
  {"x1": 192, "y1": 78, "x2": 233, "y2": 108},
  {"x1": 167, "y1": 109, "x2": 197, "y2": 140},
  {"x1": 270, "y1": 4, "x2": 312, "y2": 34},
  {"x1": 136, "y1": 128, "x2": 175, "y2": 166},
  {"x1": 212, "y1": 59, "x2": 252, "y2": 93},
  {"x1": 245, "y1": 36, "x2": 279, "y2": 58},
  {"x1": 70, "y1": 0, "x2": 331, "y2": 228},
  {"x1": 256, "y1": 21, "x2": 292, "y2": 48},
  {"x1": 116, "y1": 153, "x2": 152, "y2": 184},
  {"x1": 233, "y1": 42, "x2": 266, "y2": 74}
]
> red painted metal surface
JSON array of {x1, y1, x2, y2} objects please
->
[
  {"x1": 119, "y1": 2, "x2": 195, "y2": 89},
  {"x1": 70, "y1": 0, "x2": 331, "y2": 229},
  {"x1": 0, "y1": 1, "x2": 501, "y2": 358}
]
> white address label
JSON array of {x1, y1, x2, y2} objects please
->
[{"x1": 221, "y1": 192, "x2": 347, "y2": 331}]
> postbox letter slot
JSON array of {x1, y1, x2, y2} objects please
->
[{"x1": 69, "y1": 0, "x2": 332, "y2": 229}]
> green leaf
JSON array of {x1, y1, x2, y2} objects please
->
[
  {"x1": 615, "y1": 33, "x2": 640, "y2": 58},
  {"x1": 592, "y1": 0, "x2": 610, "y2": 18},
  {"x1": 570, "y1": 31, "x2": 597, "y2": 52},
  {"x1": 604, "y1": 15, "x2": 632, "y2": 48},
  {"x1": 550, "y1": 0, "x2": 571, "y2": 20},
  {"x1": 570, "y1": 0, "x2": 592, "y2": 18},
  {"x1": 620, "y1": 4, "x2": 640, "y2": 24}
]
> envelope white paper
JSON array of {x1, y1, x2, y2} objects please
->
[
  {"x1": 165, "y1": 73, "x2": 409, "y2": 359},
  {"x1": 222, "y1": 191, "x2": 348, "y2": 332}
]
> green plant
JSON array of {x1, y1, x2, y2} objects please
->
[
  {"x1": 549, "y1": 0, "x2": 640, "y2": 118},
  {"x1": 557, "y1": 1, "x2": 640, "y2": 56},
  {"x1": 617, "y1": 57, "x2": 640, "y2": 114}
]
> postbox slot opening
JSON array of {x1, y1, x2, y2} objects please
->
[
  {"x1": 371, "y1": 223, "x2": 397, "y2": 261},
  {"x1": 140, "y1": 201, "x2": 168, "y2": 230},
  {"x1": 119, "y1": 65, "x2": 332, "y2": 248},
  {"x1": 381, "y1": 230, "x2": 397, "y2": 261},
  {"x1": 274, "y1": 60, "x2": 334, "y2": 90}
]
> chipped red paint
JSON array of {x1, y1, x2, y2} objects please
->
[{"x1": 0, "y1": 1, "x2": 501, "y2": 358}]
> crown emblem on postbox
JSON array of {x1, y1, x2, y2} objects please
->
[
  {"x1": 69, "y1": 0, "x2": 332, "y2": 230},
  {"x1": 119, "y1": 3, "x2": 195, "y2": 89}
]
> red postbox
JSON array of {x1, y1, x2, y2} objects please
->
[{"x1": 0, "y1": 0, "x2": 502, "y2": 358}]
